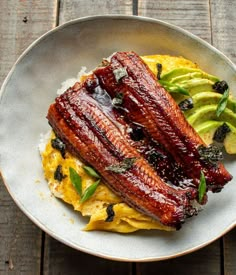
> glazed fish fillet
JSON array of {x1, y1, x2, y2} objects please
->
[
  {"x1": 93, "y1": 52, "x2": 232, "y2": 192},
  {"x1": 47, "y1": 51, "x2": 232, "y2": 229}
]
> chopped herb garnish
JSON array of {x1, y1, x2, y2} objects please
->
[
  {"x1": 156, "y1": 63, "x2": 162, "y2": 80},
  {"x1": 213, "y1": 123, "x2": 231, "y2": 143},
  {"x1": 112, "y1": 92, "x2": 124, "y2": 106},
  {"x1": 69, "y1": 167, "x2": 100, "y2": 203},
  {"x1": 83, "y1": 165, "x2": 100, "y2": 178},
  {"x1": 213, "y1": 80, "x2": 229, "y2": 94},
  {"x1": 113, "y1": 67, "x2": 128, "y2": 82},
  {"x1": 51, "y1": 137, "x2": 66, "y2": 158},
  {"x1": 105, "y1": 157, "x2": 137, "y2": 174},
  {"x1": 54, "y1": 165, "x2": 66, "y2": 182},
  {"x1": 69, "y1": 167, "x2": 82, "y2": 196},
  {"x1": 80, "y1": 179, "x2": 100, "y2": 203},
  {"x1": 178, "y1": 98, "x2": 194, "y2": 111},
  {"x1": 159, "y1": 80, "x2": 190, "y2": 96},
  {"x1": 198, "y1": 171, "x2": 207, "y2": 203},
  {"x1": 198, "y1": 144, "x2": 223, "y2": 165},
  {"x1": 105, "y1": 204, "x2": 115, "y2": 222},
  {"x1": 216, "y1": 88, "x2": 229, "y2": 117}
]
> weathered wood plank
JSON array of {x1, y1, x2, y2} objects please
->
[
  {"x1": 0, "y1": 0, "x2": 58, "y2": 274},
  {"x1": 0, "y1": 180, "x2": 42, "y2": 274},
  {"x1": 210, "y1": 1, "x2": 236, "y2": 274},
  {"x1": 137, "y1": 241, "x2": 221, "y2": 275},
  {"x1": 43, "y1": 1, "x2": 133, "y2": 274},
  {"x1": 223, "y1": 228, "x2": 236, "y2": 275},
  {"x1": 43, "y1": 237, "x2": 132, "y2": 275},
  {"x1": 138, "y1": 0, "x2": 212, "y2": 42},
  {"x1": 59, "y1": 0, "x2": 133, "y2": 24},
  {"x1": 210, "y1": 0, "x2": 236, "y2": 62}
]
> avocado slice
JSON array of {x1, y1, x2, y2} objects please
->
[
  {"x1": 170, "y1": 72, "x2": 216, "y2": 84},
  {"x1": 161, "y1": 68, "x2": 219, "y2": 83},
  {"x1": 184, "y1": 92, "x2": 236, "y2": 117},
  {"x1": 169, "y1": 81, "x2": 217, "y2": 104},
  {"x1": 180, "y1": 79, "x2": 216, "y2": 95},
  {"x1": 187, "y1": 105, "x2": 236, "y2": 128},
  {"x1": 195, "y1": 121, "x2": 236, "y2": 154}
]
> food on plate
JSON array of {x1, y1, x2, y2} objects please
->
[{"x1": 41, "y1": 52, "x2": 234, "y2": 233}]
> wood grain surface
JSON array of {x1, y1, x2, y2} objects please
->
[{"x1": 0, "y1": 0, "x2": 235, "y2": 274}]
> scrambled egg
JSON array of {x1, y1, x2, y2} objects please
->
[
  {"x1": 41, "y1": 55, "x2": 197, "y2": 233},
  {"x1": 141, "y1": 54, "x2": 197, "y2": 75}
]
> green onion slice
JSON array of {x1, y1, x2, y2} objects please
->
[
  {"x1": 69, "y1": 167, "x2": 82, "y2": 196},
  {"x1": 216, "y1": 88, "x2": 229, "y2": 117},
  {"x1": 159, "y1": 80, "x2": 190, "y2": 96},
  {"x1": 80, "y1": 179, "x2": 100, "y2": 203},
  {"x1": 198, "y1": 171, "x2": 207, "y2": 203},
  {"x1": 83, "y1": 165, "x2": 100, "y2": 178}
]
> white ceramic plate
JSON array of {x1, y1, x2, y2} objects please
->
[{"x1": 0, "y1": 15, "x2": 235, "y2": 262}]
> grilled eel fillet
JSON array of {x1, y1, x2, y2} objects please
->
[
  {"x1": 47, "y1": 83, "x2": 197, "y2": 229},
  {"x1": 83, "y1": 74, "x2": 193, "y2": 188},
  {"x1": 47, "y1": 51, "x2": 232, "y2": 228},
  {"x1": 93, "y1": 51, "x2": 232, "y2": 192}
]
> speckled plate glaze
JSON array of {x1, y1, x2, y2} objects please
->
[{"x1": 0, "y1": 15, "x2": 235, "y2": 262}]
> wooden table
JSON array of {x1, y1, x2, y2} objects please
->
[{"x1": 0, "y1": 1, "x2": 235, "y2": 274}]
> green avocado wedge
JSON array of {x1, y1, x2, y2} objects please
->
[
  {"x1": 195, "y1": 121, "x2": 236, "y2": 154},
  {"x1": 187, "y1": 105, "x2": 236, "y2": 128},
  {"x1": 180, "y1": 79, "x2": 216, "y2": 95},
  {"x1": 161, "y1": 68, "x2": 219, "y2": 83},
  {"x1": 160, "y1": 68, "x2": 219, "y2": 99},
  {"x1": 184, "y1": 92, "x2": 236, "y2": 116},
  {"x1": 160, "y1": 67, "x2": 236, "y2": 154}
]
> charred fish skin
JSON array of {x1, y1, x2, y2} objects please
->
[
  {"x1": 93, "y1": 51, "x2": 232, "y2": 193},
  {"x1": 47, "y1": 83, "x2": 197, "y2": 228}
]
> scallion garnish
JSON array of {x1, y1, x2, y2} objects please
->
[
  {"x1": 83, "y1": 165, "x2": 100, "y2": 178},
  {"x1": 80, "y1": 179, "x2": 100, "y2": 203},
  {"x1": 69, "y1": 167, "x2": 82, "y2": 196},
  {"x1": 69, "y1": 167, "x2": 100, "y2": 203},
  {"x1": 216, "y1": 88, "x2": 229, "y2": 117},
  {"x1": 159, "y1": 80, "x2": 190, "y2": 96},
  {"x1": 198, "y1": 171, "x2": 207, "y2": 203}
]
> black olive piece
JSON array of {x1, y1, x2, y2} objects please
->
[
  {"x1": 84, "y1": 76, "x2": 100, "y2": 93},
  {"x1": 51, "y1": 137, "x2": 66, "y2": 158},
  {"x1": 212, "y1": 80, "x2": 229, "y2": 94},
  {"x1": 129, "y1": 125, "x2": 145, "y2": 141},
  {"x1": 156, "y1": 63, "x2": 162, "y2": 80},
  {"x1": 105, "y1": 204, "x2": 115, "y2": 222},
  {"x1": 54, "y1": 165, "x2": 67, "y2": 182},
  {"x1": 178, "y1": 98, "x2": 194, "y2": 111},
  {"x1": 213, "y1": 123, "x2": 231, "y2": 143}
]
